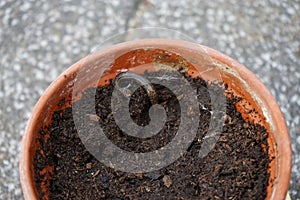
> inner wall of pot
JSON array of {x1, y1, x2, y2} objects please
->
[
  {"x1": 30, "y1": 72, "x2": 76, "y2": 198},
  {"x1": 30, "y1": 48, "x2": 278, "y2": 199}
]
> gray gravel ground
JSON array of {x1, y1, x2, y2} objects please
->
[{"x1": 0, "y1": 0, "x2": 299, "y2": 199}]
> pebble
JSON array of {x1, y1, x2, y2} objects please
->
[
  {"x1": 162, "y1": 175, "x2": 172, "y2": 188},
  {"x1": 86, "y1": 163, "x2": 92, "y2": 169}
]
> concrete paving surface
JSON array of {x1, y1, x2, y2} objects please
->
[{"x1": 0, "y1": 0, "x2": 299, "y2": 199}]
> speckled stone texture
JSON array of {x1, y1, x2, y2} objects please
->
[{"x1": 0, "y1": 0, "x2": 299, "y2": 199}]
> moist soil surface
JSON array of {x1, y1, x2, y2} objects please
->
[{"x1": 34, "y1": 70, "x2": 270, "y2": 200}]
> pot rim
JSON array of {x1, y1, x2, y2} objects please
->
[{"x1": 20, "y1": 38, "x2": 292, "y2": 200}]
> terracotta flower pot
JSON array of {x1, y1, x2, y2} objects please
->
[{"x1": 20, "y1": 39, "x2": 292, "y2": 199}]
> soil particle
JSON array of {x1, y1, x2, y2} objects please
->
[{"x1": 34, "y1": 70, "x2": 271, "y2": 200}]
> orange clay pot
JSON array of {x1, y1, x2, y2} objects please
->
[{"x1": 20, "y1": 39, "x2": 292, "y2": 200}]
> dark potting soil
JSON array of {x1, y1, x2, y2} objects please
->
[{"x1": 34, "y1": 70, "x2": 270, "y2": 200}]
